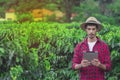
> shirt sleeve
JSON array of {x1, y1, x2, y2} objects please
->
[
  {"x1": 104, "y1": 44, "x2": 112, "y2": 71},
  {"x1": 72, "y1": 44, "x2": 82, "y2": 69}
]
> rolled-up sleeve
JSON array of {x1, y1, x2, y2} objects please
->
[{"x1": 104, "y1": 44, "x2": 112, "y2": 71}]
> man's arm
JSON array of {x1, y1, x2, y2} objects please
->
[
  {"x1": 74, "y1": 64, "x2": 82, "y2": 69},
  {"x1": 74, "y1": 59, "x2": 91, "y2": 69},
  {"x1": 104, "y1": 44, "x2": 112, "y2": 71},
  {"x1": 72, "y1": 43, "x2": 82, "y2": 69},
  {"x1": 91, "y1": 59, "x2": 106, "y2": 70},
  {"x1": 98, "y1": 63, "x2": 106, "y2": 70},
  {"x1": 91, "y1": 44, "x2": 111, "y2": 71}
]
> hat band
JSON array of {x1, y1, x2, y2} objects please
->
[{"x1": 86, "y1": 20, "x2": 98, "y2": 23}]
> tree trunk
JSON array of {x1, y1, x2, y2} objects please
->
[
  {"x1": 99, "y1": 0, "x2": 106, "y2": 15},
  {"x1": 64, "y1": 0, "x2": 73, "y2": 22},
  {"x1": 99, "y1": 0, "x2": 113, "y2": 15}
]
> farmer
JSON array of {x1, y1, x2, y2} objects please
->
[{"x1": 72, "y1": 17, "x2": 111, "y2": 80}]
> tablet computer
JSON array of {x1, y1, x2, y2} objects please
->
[{"x1": 83, "y1": 52, "x2": 98, "y2": 61}]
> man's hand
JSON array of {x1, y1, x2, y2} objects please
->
[
  {"x1": 74, "y1": 59, "x2": 90, "y2": 69},
  {"x1": 91, "y1": 59, "x2": 106, "y2": 70},
  {"x1": 91, "y1": 59, "x2": 100, "y2": 67},
  {"x1": 81, "y1": 59, "x2": 91, "y2": 67}
]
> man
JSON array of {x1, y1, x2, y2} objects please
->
[{"x1": 72, "y1": 17, "x2": 111, "y2": 80}]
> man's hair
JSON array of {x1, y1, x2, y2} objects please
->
[{"x1": 85, "y1": 23, "x2": 98, "y2": 29}]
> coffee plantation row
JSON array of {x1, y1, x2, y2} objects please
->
[{"x1": 0, "y1": 22, "x2": 120, "y2": 80}]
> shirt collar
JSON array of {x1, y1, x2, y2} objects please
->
[{"x1": 83, "y1": 36, "x2": 101, "y2": 44}]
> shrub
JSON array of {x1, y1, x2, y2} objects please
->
[{"x1": 0, "y1": 22, "x2": 120, "y2": 79}]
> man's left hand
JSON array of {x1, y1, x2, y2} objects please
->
[{"x1": 91, "y1": 59, "x2": 101, "y2": 67}]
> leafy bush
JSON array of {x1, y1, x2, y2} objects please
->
[
  {"x1": 0, "y1": 22, "x2": 120, "y2": 80},
  {"x1": 16, "y1": 13, "x2": 34, "y2": 23},
  {"x1": 10, "y1": 65, "x2": 23, "y2": 80}
]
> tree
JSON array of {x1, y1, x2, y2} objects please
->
[
  {"x1": 107, "y1": 0, "x2": 120, "y2": 24},
  {"x1": 0, "y1": 0, "x2": 49, "y2": 13},
  {"x1": 0, "y1": 0, "x2": 9, "y2": 18},
  {"x1": 72, "y1": 0, "x2": 100, "y2": 22},
  {"x1": 98, "y1": 0, "x2": 113, "y2": 15},
  {"x1": 0, "y1": 0, "x2": 83, "y2": 22},
  {"x1": 48, "y1": 0, "x2": 82, "y2": 22}
]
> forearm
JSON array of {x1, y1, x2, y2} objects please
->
[
  {"x1": 98, "y1": 63, "x2": 106, "y2": 70},
  {"x1": 74, "y1": 64, "x2": 82, "y2": 69}
]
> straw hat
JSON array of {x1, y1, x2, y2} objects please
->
[{"x1": 80, "y1": 17, "x2": 103, "y2": 31}]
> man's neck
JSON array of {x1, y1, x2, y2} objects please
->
[{"x1": 88, "y1": 37, "x2": 97, "y2": 42}]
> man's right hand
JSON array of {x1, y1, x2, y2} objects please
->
[
  {"x1": 81, "y1": 59, "x2": 91, "y2": 67},
  {"x1": 75, "y1": 59, "x2": 90, "y2": 69}
]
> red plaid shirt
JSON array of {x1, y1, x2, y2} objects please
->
[{"x1": 72, "y1": 37, "x2": 111, "y2": 80}]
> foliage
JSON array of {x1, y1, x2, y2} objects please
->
[
  {"x1": 10, "y1": 65, "x2": 23, "y2": 80},
  {"x1": 93, "y1": 14, "x2": 116, "y2": 25},
  {"x1": 72, "y1": 0, "x2": 99, "y2": 22},
  {"x1": 0, "y1": 22, "x2": 120, "y2": 80},
  {"x1": 0, "y1": 0, "x2": 120, "y2": 24},
  {"x1": 45, "y1": 14, "x2": 56, "y2": 22},
  {"x1": 107, "y1": 0, "x2": 120, "y2": 25},
  {"x1": 72, "y1": 0, "x2": 118, "y2": 25},
  {"x1": 16, "y1": 13, "x2": 34, "y2": 23}
]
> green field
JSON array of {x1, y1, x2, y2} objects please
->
[{"x1": 0, "y1": 22, "x2": 120, "y2": 80}]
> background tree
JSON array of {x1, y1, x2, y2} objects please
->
[
  {"x1": 4, "y1": 0, "x2": 47, "y2": 13},
  {"x1": 72, "y1": 0, "x2": 100, "y2": 21},
  {"x1": 0, "y1": 0, "x2": 120, "y2": 24},
  {"x1": 107, "y1": 0, "x2": 120, "y2": 24},
  {"x1": 0, "y1": 0, "x2": 9, "y2": 18},
  {"x1": 98, "y1": 0, "x2": 113, "y2": 15},
  {"x1": 49, "y1": 0, "x2": 83, "y2": 22}
]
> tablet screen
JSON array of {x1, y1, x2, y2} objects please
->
[{"x1": 83, "y1": 51, "x2": 98, "y2": 61}]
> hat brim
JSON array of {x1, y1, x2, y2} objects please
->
[{"x1": 80, "y1": 22, "x2": 103, "y2": 32}]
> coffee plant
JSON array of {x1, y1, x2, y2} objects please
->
[{"x1": 0, "y1": 22, "x2": 119, "y2": 80}]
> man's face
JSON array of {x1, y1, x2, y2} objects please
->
[{"x1": 85, "y1": 25, "x2": 97, "y2": 39}]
